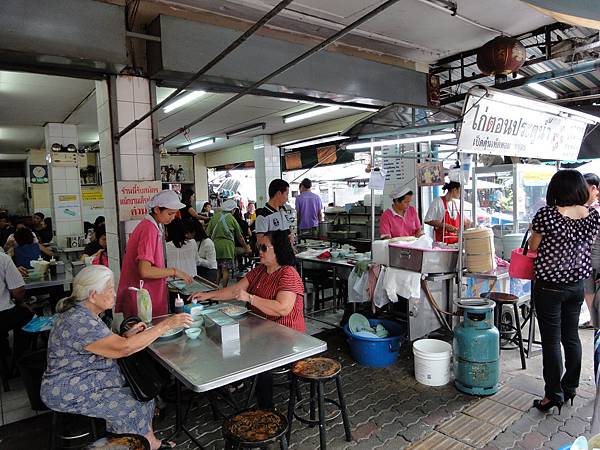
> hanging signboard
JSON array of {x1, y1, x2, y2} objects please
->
[
  {"x1": 458, "y1": 88, "x2": 599, "y2": 160},
  {"x1": 117, "y1": 181, "x2": 162, "y2": 221}
]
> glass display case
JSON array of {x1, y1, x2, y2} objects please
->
[
  {"x1": 471, "y1": 164, "x2": 556, "y2": 230},
  {"x1": 470, "y1": 164, "x2": 556, "y2": 259}
]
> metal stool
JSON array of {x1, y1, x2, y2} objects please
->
[
  {"x1": 50, "y1": 411, "x2": 99, "y2": 450},
  {"x1": 483, "y1": 292, "x2": 527, "y2": 370},
  {"x1": 222, "y1": 409, "x2": 289, "y2": 449},
  {"x1": 286, "y1": 357, "x2": 352, "y2": 450},
  {"x1": 83, "y1": 434, "x2": 150, "y2": 449},
  {"x1": 244, "y1": 365, "x2": 302, "y2": 409}
]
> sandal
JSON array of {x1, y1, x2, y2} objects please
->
[{"x1": 158, "y1": 440, "x2": 176, "y2": 449}]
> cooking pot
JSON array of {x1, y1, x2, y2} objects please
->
[{"x1": 318, "y1": 221, "x2": 331, "y2": 237}]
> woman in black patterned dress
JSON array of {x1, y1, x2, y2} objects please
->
[{"x1": 529, "y1": 170, "x2": 600, "y2": 413}]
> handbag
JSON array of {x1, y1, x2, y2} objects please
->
[
  {"x1": 117, "y1": 316, "x2": 166, "y2": 402},
  {"x1": 509, "y1": 231, "x2": 538, "y2": 280}
]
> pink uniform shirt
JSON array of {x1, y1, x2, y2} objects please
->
[
  {"x1": 115, "y1": 217, "x2": 168, "y2": 319},
  {"x1": 379, "y1": 206, "x2": 421, "y2": 238}
]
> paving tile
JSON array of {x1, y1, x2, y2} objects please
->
[
  {"x1": 399, "y1": 421, "x2": 432, "y2": 443},
  {"x1": 559, "y1": 416, "x2": 588, "y2": 438},
  {"x1": 487, "y1": 429, "x2": 520, "y2": 450},
  {"x1": 463, "y1": 398, "x2": 523, "y2": 428},
  {"x1": 437, "y1": 413, "x2": 503, "y2": 448},
  {"x1": 517, "y1": 431, "x2": 546, "y2": 450},
  {"x1": 406, "y1": 431, "x2": 474, "y2": 450},
  {"x1": 375, "y1": 436, "x2": 410, "y2": 450},
  {"x1": 545, "y1": 431, "x2": 575, "y2": 450},
  {"x1": 490, "y1": 386, "x2": 537, "y2": 412},
  {"x1": 505, "y1": 375, "x2": 544, "y2": 397}
]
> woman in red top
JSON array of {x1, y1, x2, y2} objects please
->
[
  {"x1": 425, "y1": 181, "x2": 471, "y2": 244},
  {"x1": 190, "y1": 229, "x2": 305, "y2": 407}
]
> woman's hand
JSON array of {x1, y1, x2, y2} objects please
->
[
  {"x1": 188, "y1": 291, "x2": 212, "y2": 302},
  {"x1": 176, "y1": 269, "x2": 193, "y2": 284},
  {"x1": 162, "y1": 313, "x2": 193, "y2": 330},
  {"x1": 234, "y1": 288, "x2": 251, "y2": 302},
  {"x1": 94, "y1": 249, "x2": 105, "y2": 257},
  {"x1": 123, "y1": 321, "x2": 146, "y2": 337}
]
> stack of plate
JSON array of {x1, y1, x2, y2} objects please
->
[{"x1": 348, "y1": 313, "x2": 389, "y2": 338}]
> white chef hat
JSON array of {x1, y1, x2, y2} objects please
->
[
  {"x1": 147, "y1": 190, "x2": 185, "y2": 210},
  {"x1": 220, "y1": 199, "x2": 238, "y2": 211},
  {"x1": 389, "y1": 186, "x2": 413, "y2": 200}
]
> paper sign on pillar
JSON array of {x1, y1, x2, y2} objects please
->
[{"x1": 117, "y1": 181, "x2": 162, "y2": 221}]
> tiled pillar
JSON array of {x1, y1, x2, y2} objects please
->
[
  {"x1": 194, "y1": 153, "x2": 209, "y2": 203},
  {"x1": 96, "y1": 76, "x2": 158, "y2": 284},
  {"x1": 253, "y1": 135, "x2": 281, "y2": 205},
  {"x1": 44, "y1": 124, "x2": 83, "y2": 248}
]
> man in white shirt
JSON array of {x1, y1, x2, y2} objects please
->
[{"x1": 0, "y1": 253, "x2": 33, "y2": 372}]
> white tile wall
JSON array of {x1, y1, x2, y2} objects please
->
[
  {"x1": 116, "y1": 76, "x2": 134, "y2": 102},
  {"x1": 119, "y1": 131, "x2": 137, "y2": 155},
  {"x1": 133, "y1": 102, "x2": 151, "y2": 130},
  {"x1": 65, "y1": 167, "x2": 79, "y2": 180},
  {"x1": 135, "y1": 129, "x2": 153, "y2": 154},
  {"x1": 133, "y1": 77, "x2": 150, "y2": 103},
  {"x1": 117, "y1": 101, "x2": 135, "y2": 129},
  {"x1": 137, "y1": 155, "x2": 154, "y2": 180},
  {"x1": 120, "y1": 155, "x2": 138, "y2": 180}
]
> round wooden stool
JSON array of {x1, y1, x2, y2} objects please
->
[
  {"x1": 483, "y1": 292, "x2": 527, "y2": 370},
  {"x1": 83, "y1": 434, "x2": 150, "y2": 449},
  {"x1": 222, "y1": 409, "x2": 289, "y2": 449},
  {"x1": 287, "y1": 357, "x2": 352, "y2": 450}
]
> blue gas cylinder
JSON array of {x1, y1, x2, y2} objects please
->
[{"x1": 453, "y1": 298, "x2": 499, "y2": 395}]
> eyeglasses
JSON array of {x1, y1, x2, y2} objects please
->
[{"x1": 258, "y1": 244, "x2": 273, "y2": 253}]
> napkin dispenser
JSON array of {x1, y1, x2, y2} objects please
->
[{"x1": 204, "y1": 312, "x2": 240, "y2": 344}]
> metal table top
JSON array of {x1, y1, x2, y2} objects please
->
[
  {"x1": 463, "y1": 267, "x2": 510, "y2": 281},
  {"x1": 148, "y1": 313, "x2": 327, "y2": 393},
  {"x1": 25, "y1": 271, "x2": 73, "y2": 290},
  {"x1": 296, "y1": 250, "x2": 368, "y2": 269}
]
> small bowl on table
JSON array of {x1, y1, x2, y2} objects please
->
[{"x1": 185, "y1": 327, "x2": 202, "y2": 340}]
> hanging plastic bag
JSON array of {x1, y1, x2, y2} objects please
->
[{"x1": 130, "y1": 281, "x2": 152, "y2": 323}]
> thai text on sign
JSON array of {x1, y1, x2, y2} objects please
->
[
  {"x1": 458, "y1": 89, "x2": 597, "y2": 160},
  {"x1": 117, "y1": 181, "x2": 162, "y2": 221}
]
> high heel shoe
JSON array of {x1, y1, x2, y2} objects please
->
[
  {"x1": 564, "y1": 393, "x2": 576, "y2": 406},
  {"x1": 533, "y1": 398, "x2": 563, "y2": 414}
]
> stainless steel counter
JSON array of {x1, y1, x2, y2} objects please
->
[
  {"x1": 24, "y1": 271, "x2": 73, "y2": 291},
  {"x1": 148, "y1": 313, "x2": 327, "y2": 393}
]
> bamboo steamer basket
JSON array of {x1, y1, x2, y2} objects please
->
[{"x1": 463, "y1": 227, "x2": 496, "y2": 273}]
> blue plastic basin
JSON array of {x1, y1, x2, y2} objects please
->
[{"x1": 343, "y1": 319, "x2": 404, "y2": 368}]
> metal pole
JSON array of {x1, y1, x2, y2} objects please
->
[
  {"x1": 457, "y1": 151, "x2": 465, "y2": 300},
  {"x1": 370, "y1": 139, "x2": 375, "y2": 243},
  {"x1": 157, "y1": 0, "x2": 404, "y2": 146},
  {"x1": 114, "y1": 0, "x2": 294, "y2": 142}
]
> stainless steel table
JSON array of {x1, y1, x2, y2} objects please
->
[
  {"x1": 296, "y1": 250, "x2": 364, "y2": 312},
  {"x1": 148, "y1": 312, "x2": 327, "y2": 448},
  {"x1": 24, "y1": 271, "x2": 73, "y2": 291}
]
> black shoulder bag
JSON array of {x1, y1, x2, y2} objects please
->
[{"x1": 117, "y1": 316, "x2": 167, "y2": 402}]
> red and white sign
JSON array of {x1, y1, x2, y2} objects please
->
[{"x1": 117, "y1": 181, "x2": 162, "y2": 221}]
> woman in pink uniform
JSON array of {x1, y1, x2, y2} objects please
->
[
  {"x1": 116, "y1": 190, "x2": 192, "y2": 320},
  {"x1": 380, "y1": 188, "x2": 424, "y2": 239}
]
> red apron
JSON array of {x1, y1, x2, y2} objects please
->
[{"x1": 434, "y1": 197, "x2": 460, "y2": 244}]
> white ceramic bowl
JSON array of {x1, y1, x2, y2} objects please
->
[{"x1": 185, "y1": 327, "x2": 202, "y2": 339}]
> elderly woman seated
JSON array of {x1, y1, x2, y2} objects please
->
[
  {"x1": 40, "y1": 265, "x2": 192, "y2": 450},
  {"x1": 190, "y1": 230, "x2": 305, "y2": 408}
]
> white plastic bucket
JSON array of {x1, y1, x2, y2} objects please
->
[{"x1": 413, "y1": 339, "x2": 452, "y2": 386}]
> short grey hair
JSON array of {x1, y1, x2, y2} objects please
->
[{"x1": 56, "y1": 265, "x2": 114, "y2": 313}]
